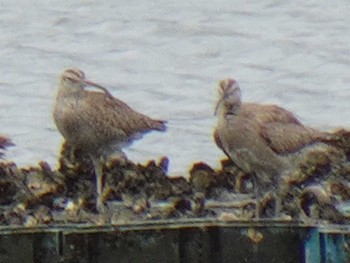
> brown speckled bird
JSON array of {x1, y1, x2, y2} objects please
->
[
  {"x1": 53, "y1": 68, "x2": 166, "y2": 212},
  {"x1": 213, "y1": 78, "x2": 347, "y2": 218},
  {"x1": 0, "y1": 135, "x2": 13, "y2": 158}
]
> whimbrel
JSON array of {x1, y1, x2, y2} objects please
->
[
  {"x1": 53, "y1": 68, "x2": 166, "y2": 212},
  {"x1": 0, "y1": 135, "x2": 13, "y2": 158},
  {"x1": 214, "y1": 78, "x2": 347, "y2": 218}
]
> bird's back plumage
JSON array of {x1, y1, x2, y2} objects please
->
[
  {"x1": 238, "y1": 103, "x2": 326, "y2": 155},
  {"x1": 54, "y1": 90, "x2": 166, "y2": 154}
]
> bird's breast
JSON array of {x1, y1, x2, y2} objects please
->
[{"x1": 53, "y1": 96, "x2": 83, "y2": 141}]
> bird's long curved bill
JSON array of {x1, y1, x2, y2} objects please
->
[
  {"x1": 214, "y1": 98, "x2": 223, "y2": 116},
  {"x1": 83, "y1": 80, "x2": 113, "y2": 98}
]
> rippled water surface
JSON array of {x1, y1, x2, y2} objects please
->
[{"x1": 1, "y1": 0, "x2": 350, "y2": 175}]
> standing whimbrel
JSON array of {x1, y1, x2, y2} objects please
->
[
  {"x1": 53, "y1": 68, "x2": 166, "y2": 212},
  {"x1": 213, "y1": 78, "x2": 346, "y2": 218},
  {"x1": 0, "y1": 135, "x2": 13, "y2": 158}
]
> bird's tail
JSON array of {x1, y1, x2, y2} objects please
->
[
  {"x1": 151, "y1": 120, "x2": 167, "y2": 132},
  {"x1": 0, "y1": 136, "x2": 14, "y2": 149},
  {"x1": 321, "y1": 129, "x2": 350, "y2": 151},
  {"x1": 0, "y1": 136, "x2": 14, "y2": 158}
]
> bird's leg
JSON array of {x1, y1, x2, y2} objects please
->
[
  {"x1": 252, "y1": 175, "x2": 260, "y2": 219},
  {"x1": 274, "y1": 171, "x2": 292, "y2": 218},
  {"x1": 92, "y1": 156, "x2": 106, "y2": 213},
  {"x1": 274, "y1": 191, "x2": 282, "y2": 218}
]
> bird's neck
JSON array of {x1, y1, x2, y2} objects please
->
[
  {"x1": 225, "y1": 102, "x2": 241, "y2": 116},
  {"x1": 217, "y1": 100, "x2": 241, "y2": 119},
  {"x1": 57, "y1": 85, "x2": 84, "y2": 99}
]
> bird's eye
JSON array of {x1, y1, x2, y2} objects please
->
[
  {"x1": 76, "y1": 71, "x2": 84, "y2": 79},
  {"x1": 64, "y1": 76, "x2": 76, "y2": 83}
]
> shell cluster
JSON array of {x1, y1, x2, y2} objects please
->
[{"x1": 0, "y1": 141, "x2": 349, "y2": 226}]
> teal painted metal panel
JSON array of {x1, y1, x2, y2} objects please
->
[
  {"x1": 304, "y1": 228, "x2": 321, "y2": 263},
  {"x1": 320, "y1": 233, "x2": 346, "y2": 263}
]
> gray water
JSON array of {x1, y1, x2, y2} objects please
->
[{"x1": 1, "y1": 0, "x2": 350, "y2": 175}]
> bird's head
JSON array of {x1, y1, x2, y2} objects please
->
[
  {"x1": 215, "y1": 78, "x2": 242, "y2": 116},
  {"x1": 60, "y1": 68, "x2": 86, "y2": 90},
  {"x1": 59, "y1": 68, "x2": 112, "y2": 96}
]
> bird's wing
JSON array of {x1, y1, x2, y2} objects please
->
[
  {"x1": 260, "y1": 121, "x2": 324, "y2": 154},
  {"x1": 240, "y1": 104, "x2": 324, "y2": 154},
  {"x1": 82, "y1": 92, "x2": 164, "y2": 139},
  {"x1": 213, "y1": 129, "x2": 231, "y2": 157}
]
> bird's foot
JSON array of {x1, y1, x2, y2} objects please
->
[{"x1": 96, "y1": 199, "x2": 107, "y2": 214}]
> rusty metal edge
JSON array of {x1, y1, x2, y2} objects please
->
[{"x1": 0, "y1": 219, "x2": 348, "y2": 234}]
